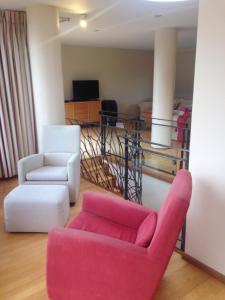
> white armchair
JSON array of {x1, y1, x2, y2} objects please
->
[{"x1": 18, "y1": 125, "x2": 80, "y2": 204}]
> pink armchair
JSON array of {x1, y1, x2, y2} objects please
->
[{"x1": 47, "y1": 170, "x2": 192, "y2": 300}]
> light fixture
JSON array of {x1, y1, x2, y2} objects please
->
[
  {"x1": 80, "y1": 14, "x2": 87, "y2": 28},
  {"x1": 59, "y1": 17, "x2": 71, "y2": 23},
  {"x1": 146, "y1": 0, "x2": 188, "y2": 2}
]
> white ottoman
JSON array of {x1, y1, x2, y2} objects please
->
[{"x1": 4, "y1": 185, "x2": 69, "y2": 232}]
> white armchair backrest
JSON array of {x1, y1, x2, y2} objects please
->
[
  {"x1": 39, "y1": 125, "x2": 80, "y2": 154},
  {"x1": 44, "y1": 153, "x2": 73, "y2": 166}
]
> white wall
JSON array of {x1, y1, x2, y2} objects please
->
[
  {"x1": 62, "y1": 45, "x2": 154, "y2": 114},
  {"x1": 176, "y1": 49, "x2": 196, "y2": 99},
  {"x1": 61, "y1": 45, "x2": 195, "y2": 114},
  {"x1": 186, "y1": 0, "x2": 225, "y2": 275}
]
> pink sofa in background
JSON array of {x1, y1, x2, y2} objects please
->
[{"x1": 47, "y1": 170, "x2": 192, "y2": 300}]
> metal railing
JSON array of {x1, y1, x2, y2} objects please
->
[{"x1": 68, "y1": 111, "x2": 191, "y2": 250}]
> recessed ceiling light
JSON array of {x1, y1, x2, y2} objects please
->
[
  {"x1": 146, "y1": 0, "x2": 188, "y2": 2},
  {"x1": 80, "y1": 14, "x2": 87, "y2": 28}
]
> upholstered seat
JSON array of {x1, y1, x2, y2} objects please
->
[
  {"x1": 26, "y1": 166, "x2": 68, "y2": 181},
  {"x1": 69, "y1": 208, "x2": 157, "y2": 246},
  {"x1": 18, "y1": 125, "x2": 80, "y2": 204},
  {"x1": 69, "y1": 211, "x2": 138, "y2": 244}
]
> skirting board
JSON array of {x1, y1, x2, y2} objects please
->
[{"x1": 182, "y1": 253, "x2": 225, "y2": 284}]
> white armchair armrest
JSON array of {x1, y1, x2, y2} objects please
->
[
  {"x1": 18, "y1": 154, "x2": 44, "y2": 184},
  {"x1": 67, "y1": 153, "x2": 80, "y2": 203}
]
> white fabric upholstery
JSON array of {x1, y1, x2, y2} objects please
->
[
  {"x1": 44, "y1": 153, "x2": 73, "y2": 166},
  {"x1": 67, "y1": 153, "x2": 80, "y2": 202},
  {"x1": 26, "y1": 166, "x2": 68, "y2": 181},
  {"x1": 18, "y1": 154, "x2": 44, "y2": 184},
  {"x1": 23, "y1": 181, "x2": 68, "y2": 186},
  {"x1": 4, "y1": 185, "x2": 69, "y2": 232},
  {"x1": 18, "y1": 125, "x2": 80, "y2": 203},
  {"x1": 40, "y1": 125, "x2": 80, "y2": 154}
]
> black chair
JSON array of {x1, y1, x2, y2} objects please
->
[{"x1": 101, "y1": 100, "x2": 118, "y2": 126}]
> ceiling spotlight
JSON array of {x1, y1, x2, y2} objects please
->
[
  {"x1": 59, "y1": 17, "x2": 71, "y2": 23},
  {"x1": 80, "y1": 14, "x2": 87, "y2": 28},
  {"x1": 146, "y1": 0, "x2": 188, "y2": 2}
]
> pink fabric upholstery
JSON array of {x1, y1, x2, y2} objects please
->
[
  {"x1": 135, "y1": 212, "x2": 157, "y2": 247},
  {"x1": 82, "y1": 192, "x2": 151, "y2": 229},
  {"x1": 47, "y1": 169, "x2": 192, "y2": 300},
  {"x1": 69, "y1": 211, "x2": 137, "y2": 243}
]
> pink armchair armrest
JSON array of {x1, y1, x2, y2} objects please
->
[
  {"x1": 81, "y1": 192, "x2": 152, "y2": 229},
  {"x1": 47, "y1": 227, "x2": 153, "y2": 300}
]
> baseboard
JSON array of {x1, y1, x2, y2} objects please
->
[{"x1": 182, "y1": 253, "x2": 225, "y2": 284}]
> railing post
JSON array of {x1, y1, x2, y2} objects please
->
[
  {"x1": 100, "y1": 111, "x2": 106, "y2": 156},
  {"x1": 179, "y1": 126, "x2": 186, "y2": 169},
  {"x1": 186, "y1": 126, "x2": 190, "y2": 170},
  {"x1": 124, "y1": 134, "x2": 129, "y2": 200},
  {"x1": 181, "y1": 124, "x2": 189, "y2": 252},
  {"x1": 181, "y1": 219, "x2": 186, "y2": 251},
  {"x1": 133, "y1": 119, "x2": 141, "y2": 202}
]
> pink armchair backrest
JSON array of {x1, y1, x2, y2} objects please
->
[{"x1": 146, "y1": 170, "x2": 192, "y2": 296}]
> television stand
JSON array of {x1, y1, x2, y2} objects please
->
[{"x1": 65, "y1": 100, "x2": 101, "y2": 124}]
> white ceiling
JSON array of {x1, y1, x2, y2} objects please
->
[{"x1": 0, "y1": 0, "x2": 199, "y2": 50}]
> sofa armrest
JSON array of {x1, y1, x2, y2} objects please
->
[
  {"x1": 47, "y1": 228, "x2": 151, "y2": 300},
  {"x1": 18, "y1": 154, "x2": 44, "y2": 184},
  {"x1": 67, "y1": 153, "x2": 80, "y2": 203},
  {"x1": 82, "y1": 192, "x2": 151, "y2": 229}
]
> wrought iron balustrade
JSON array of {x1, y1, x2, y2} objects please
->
[
  {"x1": 68, "y1": 111, "x2": 190, "y2": 202},
  {"x1": 68, "y1": 111, "x2": 191, "y2": 251},
  {"x1": 68, "y1": 114, "x2": 143, "y2": 203}
]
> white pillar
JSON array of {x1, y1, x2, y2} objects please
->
[
  {"x1": 151, "y1": 28, "x2": 177, "y2": 147},
  {"x1": 26, "y1": 5, "x2": 65, "y2": 147},
  {"x1": 186, "y1": 0, "x2": 225, "y2": 275}
]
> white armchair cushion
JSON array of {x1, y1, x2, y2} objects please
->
[
  {"x1": 26, "y1": 166, "x2": 68, "y2": 181},
  {"x1": 44, "y1": 153, "x2": 73, "y2": 166}
]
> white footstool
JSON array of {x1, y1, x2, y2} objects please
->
[{"x1": 4, "y1": 185, "x2": 69, "y2": 232}]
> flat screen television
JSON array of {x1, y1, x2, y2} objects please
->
[{"x1": 73, "y1": 80, "x2": 99, "y2": 101}]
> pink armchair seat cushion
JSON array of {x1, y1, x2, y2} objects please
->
[
  {"x1": 69, "y1": 192, "x2": 157, "y2": 246},
  {"x1": 69, "y1": 211, "x2": 137, "y2": 244}
]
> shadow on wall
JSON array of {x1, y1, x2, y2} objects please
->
[{"x1": 142, "y1": 175, "x2": 171, "y2": 211}]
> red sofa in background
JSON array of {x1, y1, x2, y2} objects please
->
[{"x1": 47, "y1": 170, "x2": 192, "y2": 300}]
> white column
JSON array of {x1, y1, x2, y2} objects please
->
[
  {"x1": 186, "y1": 0, "x2": 225, "y2": 275},
  {"x1": 26, "y1": 5, "x2": 65, "y2": 147},
  {"x1": 151, "y1": 28, "x2": 177, "y2": 147}
]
